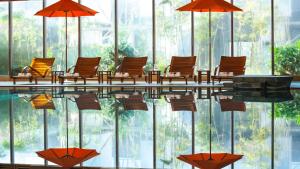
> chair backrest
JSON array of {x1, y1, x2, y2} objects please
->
[
  {"x1": 170, "y1": 94, "x2": 197, "y2": 112},
  {"x1": 74, "y1": 57, "x2": 101, "y2": 78},
  {"x1": 29, "y1": 58, "x2": 55, "y2": 77},
  {"x1": 220, "y1": 99, "x2": 246, "y2": 112},
  {"x1": 75, "y1": 93, "x2": 101, "y2": 110},
  {"x1": 31, "y1": 94, "x2": 55, "y2": 110},
  {"x1": 123, "y1": 94, "x2": 148, "y2": 111},
  {"x1": 219, "y1": 56, "x2": 246, "y2": 75},
  {"x1": 169, "y1": 56, "x2": 196, "y2": 76},
  {"x1": 118, "y1": 57, "x2": 148, "y2": 76}
]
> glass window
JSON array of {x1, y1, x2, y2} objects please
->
[
  {"x1": 155, "y1": 0, "x2": 192, "y2": 71},
  {"x1": 81, "y1": 99, "x2": 116, "y2": 168},
  {"x1": 118, "y1": 102, "x2": 153, "y2": 168},
  {"x1": 234, "y1": 0, "x2": 271, "y2": 74},
  {"x1": 13, "y1": 96, "x2": 44, "y2": 164},
  {"x1": 0, "y1": 3, "x2": 9, "y2": 75},
  {"x1": 194, "y1": 13, "x2": 209, "y2": 70},
  {"x1": 155, "y1": 99, "x2": 192, "y2": 169},
  {"x1": 234, "y1": 103, "x2": 272, "y2": 168},
  {"x1": 0, "y1": 91, "x2": 10, "y2": 163},
  {"x1": 274, "y1": 0, "x2": 300, "y2": 76},
  {"x1": 80, "y1": 0, "x2": 115, "y2": 71},
  {"x1": 118, "y1": 0, "x2": 152, "y2": 69},
  {"x1": 12, "y1": 1, "x2": 43, "y2": 75},
  {"x1": 46, "y1": 0, "x2": 78, "y2": 71}
]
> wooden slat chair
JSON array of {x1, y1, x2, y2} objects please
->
[
  {"x1": 109, "y1": 57, "x2": 148, "y2": 84},
  {"x1": 215, "y1": 95, "x2": 246, "y2": 112},
  {"x1": 30, "y1": 94, "x2": 55, "y2": 110},
  {"x1": 160, "y1": 56, "x2": 197, "y2": 85},
  {"x1": 211, "y1": 56, "x2": 246, "y2": 84},
  {"x1": 166, "y1": 92, "x2": 197, "y2": 112},
  {"x1": 219, "y1": 99, "x2": 246, "y2": 112},
  {"x1": 74, "y1": 93, "x2": 101, "y2": 110},
  {"x1": 59, "y1": 57, "x2": 101, "y2": 84},
  {"x1": 116, "y1": 92, "x2": 148, "y2": 111},
  {"x1": 12, "y1": 58, "x2": 55, "y2": 84}
]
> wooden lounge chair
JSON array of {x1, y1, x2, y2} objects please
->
[
  {"x1": 160, "y1": 56, "x2": 197, "y2": 85},
  {"x1": 108, "y1": 57, "x2": 148, "y2": 84},
  {"x1": 12, "y1": 58, "x2": 55, "y2": 84},
  {"x1": 58, "y1": 57, "x2": 101, "y2": 84},
  {"x1": 29, "y1": 94, "x2": 55, "y2": 110},
  {"x1": 219, "y1": 98, "x2": 246, "y2": 112},
  {"x1": 211, "y1": 56, "x2": 246, "y2": 84},
  {"x1": 116, "y1": 92, "x2": 148, "y2": 111},
  {"x1": 74, "y1": 93, "x2": 101, "y2": 110},
  {"x1": 165, "y1": 92, "x2": 197, "y2": 112}
]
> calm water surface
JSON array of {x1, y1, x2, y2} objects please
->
[{"x1": 0, "y1": 87, "x2": 299, "y2": 169}]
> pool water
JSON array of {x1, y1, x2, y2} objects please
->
[{"x1": 0, "y1": 87, "x2": 299, "y2": 169}]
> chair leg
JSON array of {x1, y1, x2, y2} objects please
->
[
  {"x1": 185, "y1": 78, "x2": 188, "y2": 85},
  {"x1": 83, "y1": 78, "x2": 86, "y2": 85},
  {"x1": 13, "y1": 78, "x2": 16, "y2": 84},
  {"x1": 34, "y1": 79, "x2": 37, "y2": 85},
  {"x1": 133, "y1": 78, "x2": 136, "y2": 85},
  {"x1": 60, "y1": 78, "x2": 64, "y2": 85}
]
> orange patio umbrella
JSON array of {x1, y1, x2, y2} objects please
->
[
  {"x1": 36, "y1": 99, "x2": 99, "y2": 168},
  {"x1": 177, "y1": 0, "x2": 242, "y2": 70},
  {"x1": 178, "y1": 153, "x2": 243, "y2": 169},
  {"x1": 36, "y1": 148, "x2": 99, "y2": 169},
  {"x1": 35, "y1": 0, "x2": 98, "y2": 71},
  {"x1": 178, "y1": 93, "x2": 243, "y2": 169}
]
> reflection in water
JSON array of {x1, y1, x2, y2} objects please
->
[{"x1": 0, "y1": 88, "x2": 299, "y2": 168}]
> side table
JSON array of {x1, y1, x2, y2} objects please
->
[
  {"x1": 148, "y1": 70, "x2": 161, "y2": 84},
  {"x1": 51, "y1": 71, "x2": 64, "y2": 84},
  {"x1": 98, "y1": 71, "x2": 112, "y2": 84},
  {"x1": 198, "y1": 70, "x2": 211, "y2": 83}
]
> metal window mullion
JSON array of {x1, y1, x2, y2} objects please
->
[
  {"x1": 153, "y1": 103, "x2": 156, "y2": 169},
  {"x1": 231, "y1": 0, "x2": 234, "y2": 57},
  {"x1": 271, "y1": 103, "x2": 274, "y2": 169},
  {"x1": 191, "y1": 7, "x2": 194, "y2": 57},
  {"x1": 43, "y1": 0, "x2": 46, "y2": 58},
  {"x1": 8, "y1": 1, "x2": 12, "y2": 77},
  {"x1": 152, "y1": 0, "x2": 156, "y2": 67},
  {"x1": 115, "y1": 107, "x2": 119, "y2": 168},
  {"x1": 78, "y1": 0, "x2": 81, "y2": 57},
  {"x1": 9, "y1": 97, "x2": 14, "y2": 164},
  {"x1": 44, "y1": 109, "x2": 48, "y2": 166},
  {"x1": 114, "y1": 0, "x2": 118, "y2": 66},
  {"x1": 271, "y1": 0, "x2": 275, "y2": 75}
]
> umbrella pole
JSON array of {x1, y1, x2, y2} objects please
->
[
  {"x1": 209, "y1": 96, "x2": 212, "y2": 160},
  {"x1": 65, "y1": 14, "x2": 68, "y2": 72},
  {"x1": 66, "y1": 98, "x2": 69, "y2": 155},
  {"x1": 209, "y1": 9, "x2": 212, "y2": 72}
]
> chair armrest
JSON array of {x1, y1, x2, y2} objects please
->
[
  {"x1": 21, "y1": 66, "x2": 31, "y2": 73},
  {"x1": 67, "y1": 65, "x2": 76, "y2": 73},
  {"x1": 114, "y1": 65, "x2": 121, "y2": 74},
  {"x1": 164, "y1": 65, "x2": 171, "y2": 75},
  {"x1": 214, "y1": 65, "x2": 220, "y2": 76}
]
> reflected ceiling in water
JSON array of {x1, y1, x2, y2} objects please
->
[{"x1": 0, "y1": 87, "x2": 298, "y2": 169}]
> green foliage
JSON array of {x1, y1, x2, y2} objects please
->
[
  {"x1": 274, "y1": 41, "x2": 300, "y2": 75},
  {"x1": 275, "y1": 91, "x2": 300, "y2": 125}
]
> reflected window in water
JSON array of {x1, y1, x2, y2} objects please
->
[{"x1": 0, "y1": 88, "x2": 299, "y2": 169}]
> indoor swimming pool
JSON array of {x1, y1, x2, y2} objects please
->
[{"x1": 0, "y1": 87, "x2": 298, "y2": 169}]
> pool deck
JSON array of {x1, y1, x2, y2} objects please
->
[{"x1": 0, "y1": 81, "x2": 299, "y2": 88}]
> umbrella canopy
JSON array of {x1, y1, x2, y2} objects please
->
[
  {"x1": 35, "y1": 0, "x2": 98, "y2": 17},
  {"x1": 176, "y1": 0, "x2": 242, "y2": 70},
  {"x1": 178, "y1": 153, "x2": 243, "y2": 169},
  {"x1": 36, "y1": 148, "x2": 99, "y2": 168},
  {"x1": 177, "y1": 0, "x2": 242, "y2": 12},
  {"x1": 30, "y1": 94, "x2": 56, "y2": 110},
  {"x1": 35, "y1": 0, "x2": 98, "y2": 71}
]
